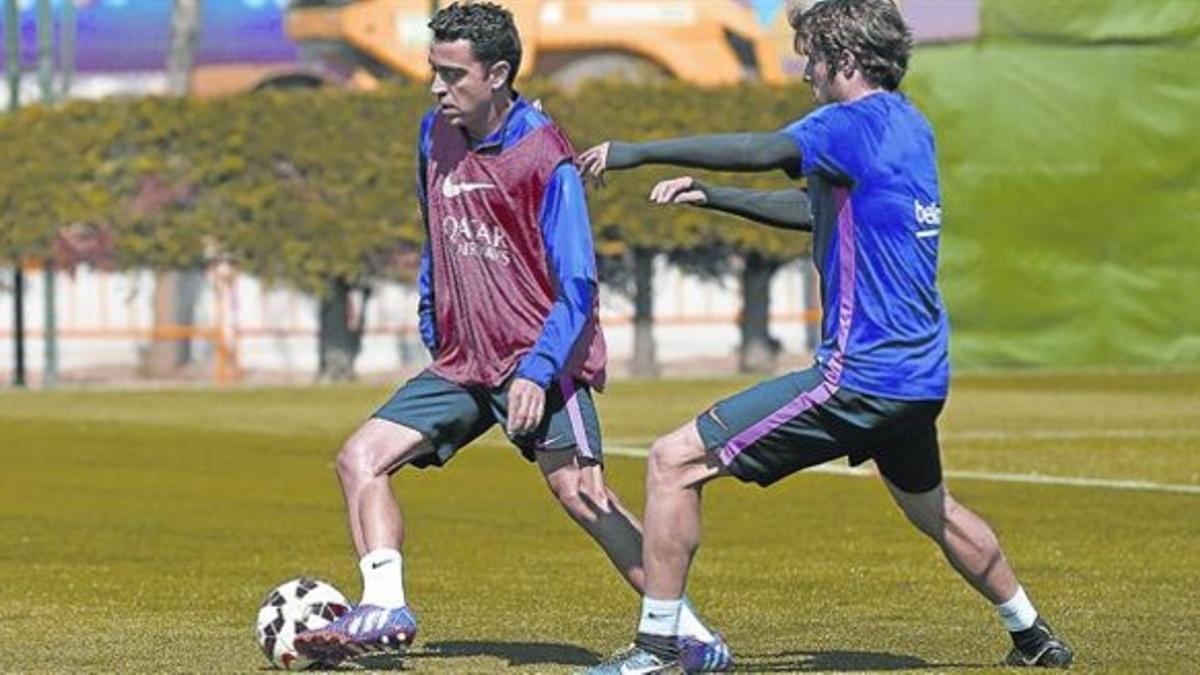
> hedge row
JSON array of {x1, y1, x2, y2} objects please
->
[{"x1": 0, "y1": 81, "x2": 815, "y2": 294}]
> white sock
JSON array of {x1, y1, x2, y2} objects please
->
[
  {"x1": 677, "y1": 596, "x2": 716, "y2": 642},
  {"x1": 358, "y1": 547, "x2": 406, "y2": 608},
  {"x1": 996, "y1": 586, "x2": 1038, "y2": 632},
  {"x1": 638, "y1": 596, "x2": 682, "y2": 637}
]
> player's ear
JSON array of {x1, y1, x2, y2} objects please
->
[
  {"x1": 488, "y1": 60, "x2": 512, "y2": 91},
  {"x1": 838, "y1": 50, "x2": 857, "y2": 80}
]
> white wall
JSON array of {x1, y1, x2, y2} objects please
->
[{"x1": 0, "y1": 256, "x2": 817, "y2": 382}]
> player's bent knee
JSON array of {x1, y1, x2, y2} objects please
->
[
  {"x1": 335, "y1": 439, "x2": 371, "y2": 484},
  {"x1": 647, "y1": 437, "x2": 693, "y2": 492},
  {"x1": 548, "y1": 477, "x2": 599, "y2": 524},
  {"x1": 899, "y1": 498, "x2": 947, "y2": 542},
  {"x1": 563, "y1": 493, "x2": 600, "y2": 524},
  {"x1": 336, "y1": 434, "x2": 397, "y2": 486},
  {"x1": 338, "y1": 420, "x2": 428, "y2": 487},
  {"x1": 646, "y1": 439, "x2": 675, "y2": 482}
]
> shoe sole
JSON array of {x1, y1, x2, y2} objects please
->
[
  {"x1": 1004, "y1": 646, "x2": 1074, "y2": 669},
  {"x1": 294, "y1": 627, "x2": 416, "y2": 665}
]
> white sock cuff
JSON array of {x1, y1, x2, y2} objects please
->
[
  {"x1": 678, "y1": 596, "x2": 716, "y2": 642},
  {"x1": 359, "y1": 547, "x2": 402, "y2": 573},
  {"x1": 359, "y1": 548, "x2": 405, "y2": 608},
  {"x1": 996, "y1": 586, "x2": 1038, "y2": 632},
  {"x1": 639, "y1": 596, "x2": 683, "y2": 637}
]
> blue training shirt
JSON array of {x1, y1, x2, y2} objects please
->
[
  {"x1": 780, "y1": 91, "x2": 950, "y2": 400},
  {"x1": 415, "y1": 97, "x2": 598, "y2": 389}
]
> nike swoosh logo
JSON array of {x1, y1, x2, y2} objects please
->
[
  {"x1": 371, "y1": 559, "x2": 395, "y2": 569},
  {"x1": 536, "y1": 434, "x2": 567, "y2": 448},
  {"x1": 707, "y1": 407, "x2": 728, "y2": 431},
  {"x1": 442, "y1": 176, "x2": 495, "y2": 198}
]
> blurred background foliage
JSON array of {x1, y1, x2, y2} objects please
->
[
  {"x1": 4, "y1": 0, "x2": 1200, "y2": 374},
  {"x1": 0, "y1": 81, "x2": 813, "y2": 290}
]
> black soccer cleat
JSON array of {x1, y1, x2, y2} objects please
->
[{"x1": 1005, "y1": 617, "x2": 1074, "y2": 668}]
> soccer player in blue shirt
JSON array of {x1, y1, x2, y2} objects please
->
[{"x1": 578, "y1": 0, "x2": 1073, "y2": 671}]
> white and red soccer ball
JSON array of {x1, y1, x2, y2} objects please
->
[{"x1": 254, "y1": 577, "x2": 350, "y2": 670}]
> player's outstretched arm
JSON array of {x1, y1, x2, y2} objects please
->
[
  {"x1": 649, "y1": 176, "x2": 812, "y2": 231},
  {"x1": 579, "y1": 133, "x2": 800, "y2": 183}
]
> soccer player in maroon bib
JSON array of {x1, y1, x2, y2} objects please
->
[{"x1": 294, "y1": 2, "x2": 726, "y2": 667}]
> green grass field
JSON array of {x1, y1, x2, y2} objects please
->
[{"x1": 2, "y1": 371, "x2": 1198, "y2": 672}]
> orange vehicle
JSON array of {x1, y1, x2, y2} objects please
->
[{"x1": 262, "y1": 0, "x2": 784, "y2": 90}]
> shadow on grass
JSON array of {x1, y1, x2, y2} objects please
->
[
  {"x1": 343, "y1": 654, "x2": 410, "y2": 671},
  {"x1": 740, "y1": 649, "x2": 977, "y2": 671},
  {"x1": 410, "y1": 640, "x2": 600, "y2": 667},
  {"x1": 297, "y1": 645, "x2": 977, "y2": 672},
  {"x1": 282, "y1": 641, "x2": 599, "y2": 671}
]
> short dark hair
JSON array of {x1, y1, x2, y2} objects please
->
[
  {"x1": 429, "y1": 2, "x2": 523, "y2": 88},
  {"x1": 790, "y1": 0, "x2": 912, "y2": 91}
]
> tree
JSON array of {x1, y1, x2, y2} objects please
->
[
  {"x1": 554, "y1": 82, "x2": 720, "y2": 376},
  {"x1": 166, "y1": 0, "x2": 201, "y2": 97},
  {"x1": 4, "y1": 0, "x2": 24, "y2": 387},
  {"x1": 185, "y1": 89, "x2": 428, "y2": 381},
  {"x1": 145, "y1": 0, "x2": 203, "y2": 375},
  {"x1": 564, "y1": 81, "x2": 814, "y2": 374}
]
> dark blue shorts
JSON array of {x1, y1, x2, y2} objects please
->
[
  {"x1": 372, "y1": 369, "x2": 603, "y2": 469},
  {"x1": 695, "y1": 366, "x2": 945, "y2": 493}
]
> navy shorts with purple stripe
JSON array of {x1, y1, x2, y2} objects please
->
[
  {"x1": 373, "y1": 369, "x2": 602, "y2": 468},
  {"x1": 696, "y1": 366, "x2": 945, "y2": 493}
]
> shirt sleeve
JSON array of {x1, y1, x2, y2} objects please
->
[
  {"x1": 416, "y1": 241, "x2": 437, "y2": 355},
  {"x1": 514, "y1": 161, "x2": 598, "y2": 388},
  {"x1": 779, "y1": 104, "x2": 859, "y2": 184},
  {"x1": 416, "y1": 110, "x2": 438, "y2": 356}
]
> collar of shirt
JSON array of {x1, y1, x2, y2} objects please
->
[{"x1": 470, "y1": 94, "x2": 539, "y2": 153}]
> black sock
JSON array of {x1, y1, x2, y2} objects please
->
[{"x1": 635, "y1": 632, "x2": 679, "y2": 660}]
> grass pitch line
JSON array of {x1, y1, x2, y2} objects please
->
[
  {"x1": 604, "y1": 444, "x2": 1200, "y2": 495},
  {"x1": 605, "y1": 428, "x2": 1200, "y2": 445},
  {"x1": 945, "y1": 428, "x2": 1200, "y2": 442}
]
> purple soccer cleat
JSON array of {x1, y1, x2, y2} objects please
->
[
  {"x1": 293, "y1": 603, "x2": 418, "y2": 665},
  {"x1": 679, "y1": 632, "x2": 735, "y2": 673}
]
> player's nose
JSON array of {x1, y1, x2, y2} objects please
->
[{"x1": 430, "y1": 75, "x2": 447, "y2": 96}]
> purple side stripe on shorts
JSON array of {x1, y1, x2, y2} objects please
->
[
  {"x1": 559, "y1": 377, "x2": 595, "y2": 459},
  {"x1": 718, "y1": 187, "x2": 858, "y2": 466},
  {"x1": 717, "y1": 380, "x2": 837, "y2": 465}
]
